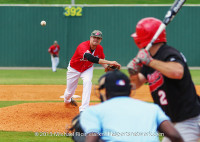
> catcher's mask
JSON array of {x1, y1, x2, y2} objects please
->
[{"x1": 98, "y1": 70, "x2": 133, "y2": 102}]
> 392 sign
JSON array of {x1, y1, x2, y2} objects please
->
[{"x1": 64, "y1": 6, "x2": 82, "y2": 16}]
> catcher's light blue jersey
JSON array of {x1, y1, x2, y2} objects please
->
[{"x1": 80, "y1": 96, "x2": 169, "y2": 142}]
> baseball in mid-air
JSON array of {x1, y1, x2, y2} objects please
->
[{"x1": 40, "y1": 20, "x2": 46, "y2": 26}]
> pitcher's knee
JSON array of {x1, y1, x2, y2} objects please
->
[{"x1": 83, "y1": 80, "x2": 92, "y2": 85}]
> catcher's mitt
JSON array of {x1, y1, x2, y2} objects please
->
[{"x1": 105, "y1": 65, "x2": 120, "y2": 72}]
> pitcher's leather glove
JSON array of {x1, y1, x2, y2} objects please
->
[{"x1": 105, "y1": 65, "x2": 120, "y2": 72}]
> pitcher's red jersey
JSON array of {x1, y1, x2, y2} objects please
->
[{"x1": 70, "y1": 40, "x2": 105, "y2": 72}]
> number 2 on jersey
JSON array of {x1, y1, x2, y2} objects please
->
[{"x1": 158, "y1": 90, "x2": 168, "y2": 105}]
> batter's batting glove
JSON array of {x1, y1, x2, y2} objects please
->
[
  {"x1": 137, "y1": 49, "x2": 153, "y2": 65},
  {"x1": 127, "y1": 57, "x2": 143, "y2": 75}
]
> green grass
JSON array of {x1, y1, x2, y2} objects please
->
[
  {"x1": 0, "y1": 69, "x2": 128, "y2": 85},
  {"x1": 0, "y1": 101, "x2": 63, "y2": 108},
  {"x1": 0, "y1": 130, "x2": 163, "y2": 142},
  {"x1": 0, "y1": 0, "x2": 199, "y2": 4},
  {"x1": 0, "y1": 101, "x2": 35, "y2": 108},
  {"x1": 0, "y1": 131, "x2": 73, "y2": 142},
  {"x1": 0, "y1": 69, "x2": 66, "y2": 85},
  {"x1": 0, "y1": 100, "x2": 101, "y2": 108},
  {"x1": 0, "y1": 69, "x2": 199, "y2": 85},
  {"x1": 0, "y1": 131, "x2": 163, "y2": 142},
  {"x1": 189, "y1": 70, "x2": 200, "y2": 85}
]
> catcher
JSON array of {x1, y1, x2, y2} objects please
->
[{"x1": 63, "y1": 30, "x2": 121, "y2": 112}]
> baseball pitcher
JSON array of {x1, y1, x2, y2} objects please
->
[{"x1": 63, "y1": 30, "x2": 121, "y2": 112}]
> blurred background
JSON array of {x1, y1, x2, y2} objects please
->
[{"x1": 0, "y1": 0, "x2": 199, "y2": 68}]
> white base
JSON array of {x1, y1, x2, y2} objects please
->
[{"x1": 60, "y1": 95, "x2": 81, "y2": 99}]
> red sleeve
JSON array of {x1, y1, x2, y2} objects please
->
[
  {"x1": 48, "y1": 46, "x2": 52, "y2": 53},
  {"x1": 101, "y1": 50, "x2": 105, "y2": 59},
  {"x1": 58, "y1": 45, "x2": 60, "y2": 51},
  {"x1": 99, "y1": 46, "x2": 105, "y2": 59}
]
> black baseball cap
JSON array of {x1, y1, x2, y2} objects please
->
[{"x1": 98, "y1": 70, "x2": 131, "y2": 97}]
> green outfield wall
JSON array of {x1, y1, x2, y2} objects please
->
[{"x1": 0, "y1": 5, "x2": 200, "y2": 67}]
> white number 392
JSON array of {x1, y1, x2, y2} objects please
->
[{"x1": 158, "y1": 90, "x2": 168, "y2": 105}]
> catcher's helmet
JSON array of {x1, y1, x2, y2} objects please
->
[{"x1": 131, "y1": 17, "x2": 167, "y2": 49}]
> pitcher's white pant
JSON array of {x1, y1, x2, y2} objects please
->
[
  {"x1": 51, "y1": 56, "x2": 59, "y2": 72},
  {"x1": 64, "y1": 65, "x2": 93, "y2": 112}
]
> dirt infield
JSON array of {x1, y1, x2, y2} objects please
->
[
  {"x1": 0, "y1": 85, "x2": 152, "y2": 102},
  {"x1": 0, "y1": 102, "x2": 79, "y2": 132},
  {"x1": 0, "y1": 85, "x2": 200, "y2": 133}
]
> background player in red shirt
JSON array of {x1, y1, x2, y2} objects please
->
[
  {"x1": 63, "y1": 30, "x2": 121, "y2": 112},
  {"x1": 48, "y1": 41, "x2": 60, "y2": 72},
  {"x1": 127, "y1": 17, "x2": 200, "y2": 142}
]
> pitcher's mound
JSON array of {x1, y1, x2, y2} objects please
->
[{"x1": 0, "y1": 102, "x2": 80, "y2": 133}]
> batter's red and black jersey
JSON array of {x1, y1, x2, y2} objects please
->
[
  {"x1": 141, "y1": 44, "x2": 200, "y2": 122},
  {"x1": 70, "y1": 40, "x2": 105, "y2": 72},
  {"x1": 48, "y1": 45, "x2": 60, "y2": 55}
]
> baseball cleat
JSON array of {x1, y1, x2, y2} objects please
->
[{"x1": 70, "y1": 98, "x2": 78, "y2": 106}]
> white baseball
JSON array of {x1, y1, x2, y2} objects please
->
[{"x1": 40, "y1": 20, "x2": 46, "y2": 26}]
